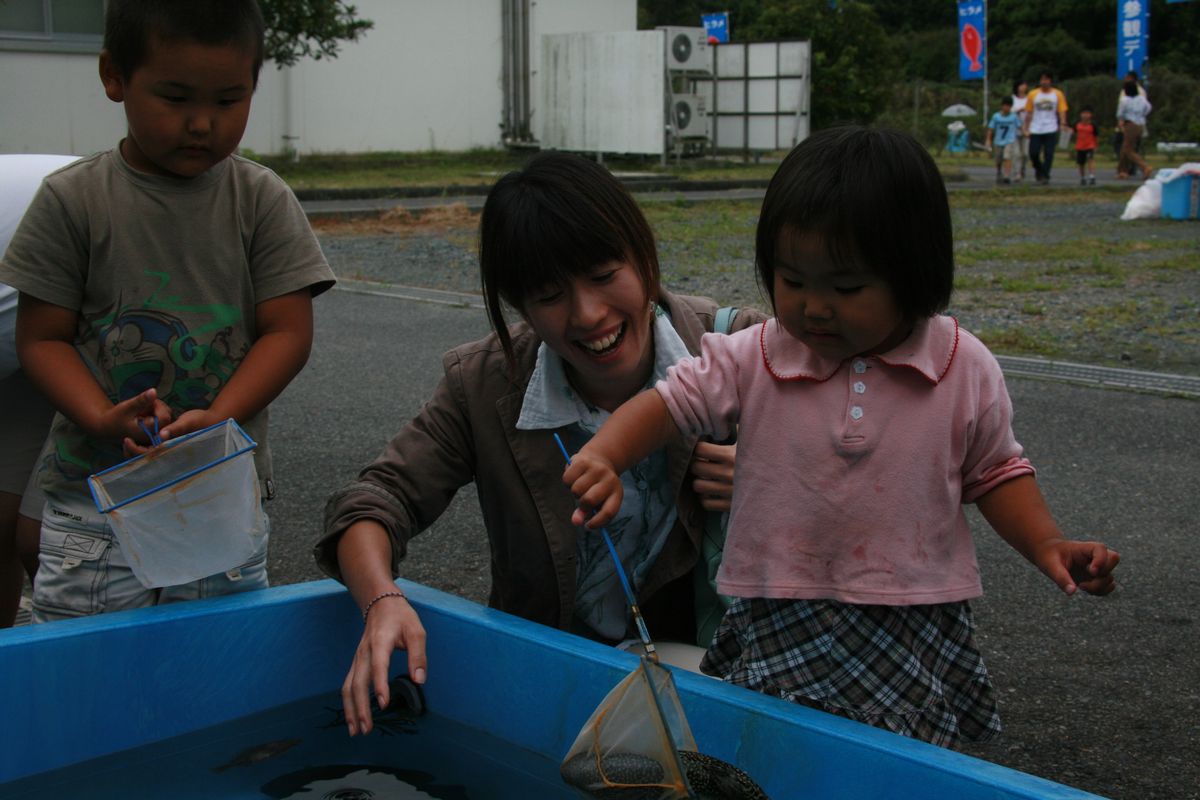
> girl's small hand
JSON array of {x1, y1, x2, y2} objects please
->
[
  {"x1": 689, "y1": 441, "x2": 736, "y2": 512},
  {"x1": 1036, "y1": 539, "x2": 1121, "y2": 596},
  {"x1": 562, "y1": 452, "x2": 624, "y2": 529}
]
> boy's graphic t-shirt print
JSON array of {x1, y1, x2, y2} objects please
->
[{"x1": 94, "y1": 271, "x2": 246, "y2": 412}]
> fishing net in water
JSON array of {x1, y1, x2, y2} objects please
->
[
  {"x1": 560, "y1": 656, "x2": 696, "y2": 799},
  {"x1": 559, "y1": 657, "x2": 772, "y2": 799}
]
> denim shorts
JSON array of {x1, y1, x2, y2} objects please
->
[{"x1": 31, "y1": 501, "x2": 270, "y2": 623}]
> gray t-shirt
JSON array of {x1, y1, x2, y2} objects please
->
[{"x1": 0, "y1": 148, "x2": 334, "y2": 512}]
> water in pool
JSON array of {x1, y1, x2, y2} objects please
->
[{"x1": 0, "y1": 681, "x2": 575, "y2": 799}]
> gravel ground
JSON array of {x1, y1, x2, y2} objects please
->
[{"x1": 312, "y1": 190, "x2": 1199, "y2": 376}]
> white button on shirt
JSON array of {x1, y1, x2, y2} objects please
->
[
  {"x1": 853, "y1": 381, "x2": 866, "y2": 394},
  {"x1": 853, "y1": 360, "x2": 867, "y2": 374},
  {"x1": 850, "y1": 405, "x2": 864, "y2": 420}
]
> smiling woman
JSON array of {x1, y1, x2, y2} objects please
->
[{"x1": 313, "y1": 151, "x2": 766, "y2": 738}]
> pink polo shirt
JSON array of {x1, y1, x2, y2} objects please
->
[{"x1": 656, "y1": 316, "x2": 1034, "y2": 605}]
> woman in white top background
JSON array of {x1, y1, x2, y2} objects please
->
[{"x1": 1116, "y1": 80, "x2": 1153, "y2": 179}]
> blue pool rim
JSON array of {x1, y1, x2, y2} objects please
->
[{"x1": 86, "y1": 418, "x2": 258, "y2": 514}]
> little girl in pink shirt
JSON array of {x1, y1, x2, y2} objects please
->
[{"x1": 563, "y1": 126, "x2": 1120, "y2": 748}]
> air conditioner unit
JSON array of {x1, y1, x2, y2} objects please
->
[
  {"x1": 671, "y1": 94, "x2": 708, "y2": 139},
  {"x1": 658, "y1": 26, "x2": 711, "y2": 74}
]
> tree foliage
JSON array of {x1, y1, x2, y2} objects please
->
[
  {"x1": 742, "y1": 0, "x2": 898, "y2": 127},
  {"x1": 260, "y1": 0, "x2": 373, "y2": 68},
  {"x1": 639, "y1": 0, "x2": 1199, "y2": 140},
  {"x1": 639, "y1": 0, "x2": 1200, "y2": 82}
]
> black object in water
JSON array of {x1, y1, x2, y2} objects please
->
[{"x1": 561, "y1": 749, "x2": 769, "y2": 799}]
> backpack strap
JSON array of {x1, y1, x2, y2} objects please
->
[{"x1": 714, "y1": 306, "x2": 738, "y2": 335}]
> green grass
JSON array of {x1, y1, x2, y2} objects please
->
[{"x1": 972, "y1": 327, "x2": 1061, "y2": 356}]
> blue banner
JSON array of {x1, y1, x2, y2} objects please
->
[
  {"x1": 1117, "y1": 0, "x2": 1149, "y2": 78},
  {"x1": 702, "y1": 11, "x2": 729, "y2": 43},
  {"x1": 957, "y1": 2, "x2": 985, "y2": 81}
]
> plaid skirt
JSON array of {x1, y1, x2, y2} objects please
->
[{"x1": 699, "y1": 597, "x2": 1002, "y2": 749}]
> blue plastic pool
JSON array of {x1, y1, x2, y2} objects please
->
[{"x1": 0, "y1": 579, "x2": 1106, "y2": 798}]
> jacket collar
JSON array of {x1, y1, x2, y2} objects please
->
[{"x1": 761, "y1": 315, "x2": 960, "y2": 385}]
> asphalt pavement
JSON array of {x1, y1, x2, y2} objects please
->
[{"x1": 265, "y1": 286, "x2": 1198, "y2": 800}]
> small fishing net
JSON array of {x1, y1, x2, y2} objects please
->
[
  {"x1": 553, "y1": 433, "x2": 767, "y2": 799},
  {"x1": 560, "y1": 656, "x2": 696, "y2": 799}
]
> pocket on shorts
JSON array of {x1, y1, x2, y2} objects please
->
[{"x1": 33, "y1": 519, "x2": 115, "y2": 620}]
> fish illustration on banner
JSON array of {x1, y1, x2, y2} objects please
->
[{"x1": 958, "y1": 2, "x2": 985, "y2": 81}]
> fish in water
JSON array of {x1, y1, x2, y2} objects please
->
[
  {"x1": 560, "y1": 749, "x2": 769, "y2": 799},
  {"x1": 212, "y1": 738, "x2": 302, "y2": 773}
]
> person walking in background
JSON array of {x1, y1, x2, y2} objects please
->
[
  {"x1": 985, "y1": 97, "x2": 1020, "y2": 185},
  {"x1": 1113, "y1": 71, "x2": 1149, "y2": 163},
  {"x1": 1023, "y1": 71, "x2": 1068, "y2": 185},
  {"x1": 1117, "y1": 81, "x2": 1153, "y2": 180},
  {"x1": 1010, "y1": 80, "x2": 1031, "y2": 181},
  {"x1": 1072, "y1": 107, "x2": 1099, "y2": 186}
]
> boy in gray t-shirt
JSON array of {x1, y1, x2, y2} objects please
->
[{"x1": 0, "y1": 0, "x2": 335, "y2": 622}]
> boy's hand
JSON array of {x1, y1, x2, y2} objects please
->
[
  {"x1": 99, "y1": 388, "x2": 171, "y2": 451},
  {"x1": 563, "y1": 452, "x2": 624, "y2": 529},
  {"x1": 1033, "y1": 538, "x2": 1121, "y2": 596},
  {"x1": 158, "y1": 409, "x2": 221, "y2": 442},
  {"x1": 122, "y1": 407, "x2": 218, "y2": 456}
]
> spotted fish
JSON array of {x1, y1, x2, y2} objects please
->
[
  {"x1": 560, "y1": 749, "x2": 769, "y2": 799},
  {"x1": 211, "y1": 738, "x2": 302, "y2": 773}
]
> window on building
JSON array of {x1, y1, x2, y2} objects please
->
[{"x1": 0, "y1": 0, "x2": 104, "y2": 52}]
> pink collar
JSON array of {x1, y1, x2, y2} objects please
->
[{"x1": 760, "y1": 316, "x2": 960, "y2": 385}]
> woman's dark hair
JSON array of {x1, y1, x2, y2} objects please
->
[
  {"x1": 755, "y1": 126, "x2": 953, "y2": 321},
  {"x1": 1124, "y1": 82, "x2": 1139, "y2": 97},
  {"x1": 104, "y1": 0, "x2": 266, "y2": 85},
  {"x1": 1012, "y1": 79, "x2": 1028, "y2": 94},
  {"x1": 479, "y1": 151, "x2": 661, "y2": 370}
]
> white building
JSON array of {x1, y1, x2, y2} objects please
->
[{"x1": 0, "y1": 0, "x2": 636, "y2": 157}]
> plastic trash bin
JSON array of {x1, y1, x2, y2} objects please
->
[
  {"x1": 1161, "y1": 172, "x2": 1199, "y2": 220},
  {"x1": 87, "y1": 418, "x2": 264, "y2": 588}
]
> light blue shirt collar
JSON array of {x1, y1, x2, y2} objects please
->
[{"x1": 515, "y1": 306, "x2": 692, "y2": 431}]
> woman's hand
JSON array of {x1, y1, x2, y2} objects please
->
[
  {"x1": 342, "y1": 593, "x2": 428, "y2": 736},
  {"x1": 689, "y1": 441, "x2": 736, "y2": 512}
]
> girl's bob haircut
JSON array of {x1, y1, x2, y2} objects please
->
[
  {"x1": 479, "y1": 151, "x2": 661, "y2": 369},
  {"x1": 755, "y1": 125, "x2": 954, "y2": 321}
]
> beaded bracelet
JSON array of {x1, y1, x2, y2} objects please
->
[{"x1": 362, "y1": 590, "x2": 406, "y2": 621}]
